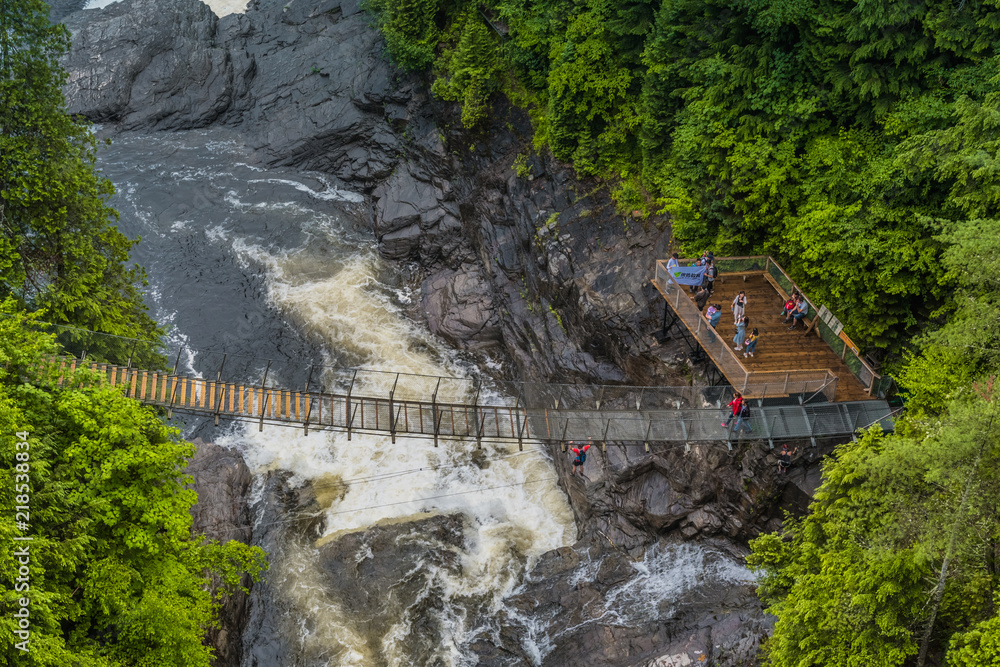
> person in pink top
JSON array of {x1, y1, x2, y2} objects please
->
[{"x1": 570, "y1": 440, "x2": 592, "y2": 476}]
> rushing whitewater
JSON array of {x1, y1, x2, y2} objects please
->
[{"x1": 100, "y1": 129, "x2": 578, "y2": 665}]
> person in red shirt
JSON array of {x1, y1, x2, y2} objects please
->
[
  {"x1": 571, "y1": 440, "x2": 592, "y2": 476},
  {"x1": 722, "y1": 393, "x2": 744, "y2": 429},
  {"x1": 780, "y1": 295, "x2": 796, "y2": 319}
]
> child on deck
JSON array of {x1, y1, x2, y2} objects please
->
[
  {"x1": 780, "y1": 295, "x2": 796, "y2": 319},
  {"x1": 744, "y1": 328, "x2": 758, "y2": 358}
]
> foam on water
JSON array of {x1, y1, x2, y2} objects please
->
[
  {"x1": 599, "y1": 542, "x2": 754, "y2": 626},
  {"x1": 213, "y1": 234, "x2": 576, "y2": 664}
]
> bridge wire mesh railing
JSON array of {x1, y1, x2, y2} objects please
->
[
  {"x1": 15, "y1": 320, "x2": 891, "y2": 445},
  {"x1": 763, "y1": 258, "x2": 886, "y2": 397}
]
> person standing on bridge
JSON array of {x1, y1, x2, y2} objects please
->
[
  {"x1": 722, "y1": 393, "x2": 743, "y2": 429},
  {"x1": 570, "y1": 439, "x2": 592, "y2": 477}
]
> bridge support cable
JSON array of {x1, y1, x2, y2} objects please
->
[
  {"x1": 258, "y1": 360, "x2": 271, "y2": 433},
  {"x1": 35, "y1": 350, "x2": 896, "y2": 445},
  {"x1": 166, "y1": 346, "x2": 184, "y2": 419},
  {"x1": 214, "y1": 354, "x2": 227, "y2": 426}
]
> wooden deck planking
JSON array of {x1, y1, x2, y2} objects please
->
[{"x1": 698, "y1": 273, "x2": 872, "y2": 402}]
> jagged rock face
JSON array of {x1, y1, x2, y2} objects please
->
[
  {"x1": 60, "y1": 0, "x2": 670, "y2": 384},
  {"x1": 488, "y1": 542, "x2": 773, "y2": 667},
  {"x1": 187, "y1": 440, "x2": 255, "y2": 667},
  {"x1": 63, "y1": 0, "x2": 233, "y2": 129}
]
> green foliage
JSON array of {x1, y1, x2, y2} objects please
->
[
  {"x1": 0, "y1": 0, "x2": 158, "y2": 342},
  {"x1": 512, "y1": 152, "x2": 532, "y2": 178},
  {"x1": 365, "y1": 0, "x2": 1000, "y2": 354},
  {"x1": 749, "y1": 389, "x2": 1000, "y2": 666},
  {"x1": 0, "y1": 308, "x2": 267, "y2": 665},
  {"x1": 431, "y1": 15, "x2": 504, "y2": 127},
  {"x1": 364, "y1": 0, "x2": 441, "y2": 70}
]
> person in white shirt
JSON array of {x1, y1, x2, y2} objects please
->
[
  {"x1": 666, "y1": 253, "x2": 680, "y2": 271},
  {"x1": 731, "y1": 291, "x2": 747, "y2": 325}
]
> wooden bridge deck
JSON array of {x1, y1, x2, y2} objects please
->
[{"x1": 696, "y1": 273, "x2": 871, "y2": 402}]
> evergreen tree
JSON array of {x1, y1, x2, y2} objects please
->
[
  {"x1": 0, "y1": 305, "x2": 267, "y2": 665},
  {"x1": 0, "y1": 0, "x2": 158, "y2": 340}
]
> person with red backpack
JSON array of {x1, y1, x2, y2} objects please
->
[
  {"x1": 722, "y1": 393, "x2": 743, "y2": 429},
  {"x1": 570, "y1": 440, "x2": 592, "y2": 476}
]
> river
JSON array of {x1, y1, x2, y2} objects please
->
[{"x1": 98, "y1": 128, "x2": 584, "y2": 665}]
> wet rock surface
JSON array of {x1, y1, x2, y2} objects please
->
[
  {"x1": 58, "y1": 0, "x2": 839, "y2": 662},
  {"x1": 187, "y1": 440, "x2": 255, "y2": 667},
  {"x1": 240, "y1": 471, "x2": 327, "y2": 667}
]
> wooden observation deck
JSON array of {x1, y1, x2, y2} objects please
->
[{"x1": 653, "y1": 257, "x2": 883, "y2": 403}]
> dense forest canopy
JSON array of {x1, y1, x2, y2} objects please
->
[
  {"x1": 0, "y1": 307, "x2": 267, "y2": 666},
  {"x1": 368, "y1": 0, "x2": 1000, "y2": 355}
]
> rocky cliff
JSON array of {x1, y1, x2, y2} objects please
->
[
  {"x1": 59, "y1": 0, "x2": 832, "y2": 662},
  {"x1": 187, "y1": 440, "x2": 255, "y2": 667}
]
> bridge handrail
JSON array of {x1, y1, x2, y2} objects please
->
[
  {"x1": 33, "y1": 356, "x2": 893, "y2": 446},
  {"x1": 662, "y1": 256, "x2": 883, "y2": 398}
]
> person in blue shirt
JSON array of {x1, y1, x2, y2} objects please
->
[
  {"x1": 788, "y1": 297, "x2": 809, "y2": 330},
  {"x1": 709, "y1": 305, "x2": 722, "y2": 328},
  {"x1": 666, "y1": 253, "x2": 680, "y2": 271}
]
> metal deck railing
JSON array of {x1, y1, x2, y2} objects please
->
[{"x1": 653, "y1": 256, "x2": 890, "y2": 399}]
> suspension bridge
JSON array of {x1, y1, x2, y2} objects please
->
[{"x1": 43, "y1": 353, "x2": 895, "y2": 451}]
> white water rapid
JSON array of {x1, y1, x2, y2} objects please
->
[{"x1": 99, "y1": 129, "x2": 577, "y2": 665}]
